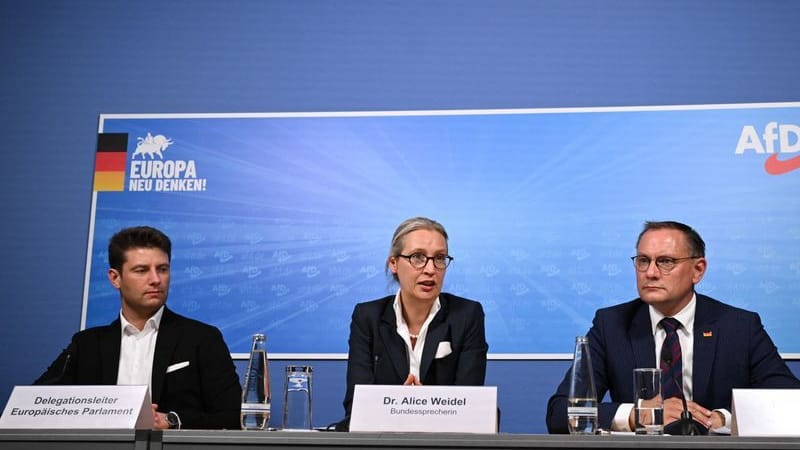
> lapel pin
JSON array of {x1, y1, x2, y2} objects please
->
[{"x1": 703, "y1": 331, "x2": 713, "y2": 338}]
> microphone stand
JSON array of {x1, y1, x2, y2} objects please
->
[
  {"x1": 673, "y1": 377, "x2": 704, "y2": 436},
  {"x1": 35, "y1": 343, "x2": 74, "y2": 385}
]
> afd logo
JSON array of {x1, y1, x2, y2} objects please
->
[{"x1": 735, "y1": 122, "x2": 800, "y2": 175}]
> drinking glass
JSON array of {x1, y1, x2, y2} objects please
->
[{"x1": 633, "y1": 368, "x2": 663, "y2": 435}]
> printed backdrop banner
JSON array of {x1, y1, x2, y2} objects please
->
[{"x1": 86, "y1": 104, "x2": 800, "y2": 355}]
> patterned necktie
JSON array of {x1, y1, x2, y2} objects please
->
[{"x1": 660, "y1": 317, "x2": 683, "y2": 399}]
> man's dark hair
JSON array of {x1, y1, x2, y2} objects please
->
[
  {"x1": 108, "y1": 226, "x2": 172, "y2": 271},
  {"x1": 636, "y1": 221, "x2": 706, "y2": 257}
]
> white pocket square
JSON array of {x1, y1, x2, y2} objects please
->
[
  {"x1": 166, "y1": 361, "x2": 190, "y2": 373},
  {"x1": 435, "y1": 341, "x2": 452, "y2": 359}
]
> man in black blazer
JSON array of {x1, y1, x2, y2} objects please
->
[
  {"x1": 546, "y1": 221, "x2": 800, "y2": 434},
  {"x1": 36, "y1": 226, "x2": 241, "y2": 429}
]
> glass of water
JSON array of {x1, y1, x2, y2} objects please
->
[{"x1": 633, "y1": 368, "x2": 663, "y2": 435}]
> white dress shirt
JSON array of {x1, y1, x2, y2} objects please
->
[
  {"x1": 393, "y1": 290, "x2": 441, "y2": 380},
  {"x1": 116, "y1": 306, "x2": 164, "y2": 387}
]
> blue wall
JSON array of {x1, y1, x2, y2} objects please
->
[{"x1": 2, "y1": 1, "x2": 800, "y2": 434}]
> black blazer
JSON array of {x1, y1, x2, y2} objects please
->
[
  {"x1": 546, "y1": 294, "x2": 800, "y2": 433},
  {"x1": 35, "y1": 307, "x2": 241, "y2": 429},
  {"x1": 341, "y1": 292, "x2": 488, "y2": 427}
]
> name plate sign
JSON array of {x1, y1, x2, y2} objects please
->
[
  {"x1": 349, "y1": 384, "x2": 497, "y2": 433},
  {"x1": 731, "y1": 389, "x2": 800, "y2": 437},
  {"x1": 0, "y1": 385, "x2": 153, "y2": 429}
]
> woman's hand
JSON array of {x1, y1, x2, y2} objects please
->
[{"x1": 403, "y1": 374, "x2": 423, "y2": 385}]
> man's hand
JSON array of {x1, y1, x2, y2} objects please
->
[
  {"x1": 628, "y1": 398, "x2": 725, "y2": 432},
  {"x1": 151, "y1": 403, "x2": 169, "y2": 430},
  {"x1": 403, "y1": 374, "x2": 423, "y2": 385},
  {"x1": 662, "y1": 397, "x2": 686, "y2": 426},
  {"x1": 627, "y1": 397, "x2": 661, "y2": 430},
  {"x1": 685, "y1": 400, "x2": 724, "y2": 429},
  {"x1": 663, "y1": 398, "x2": 724, "y2": 430}
]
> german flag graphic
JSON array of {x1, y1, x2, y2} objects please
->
[{"x1": 94, "y1": 133, "x2": 128, "y2": 191}]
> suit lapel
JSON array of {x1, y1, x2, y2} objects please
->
[
  {"x1": 151, "y1": 308, "x2": 180, "y2": 403},
  {"x1": 100, "y1": 319, "x2": 122, "y2": 384},
  {"x1": 419, "y1": 298, "x2": 449, "y2": 381},
  {"x1": 629, "y1": 301, "x2": 657, "y2": 369},
  {"x1": 692, "y1": 295, "x2": 718, "y2": 402},
  {"x1": 378, "y1": 302, "x2": 408, "y2": 381}
]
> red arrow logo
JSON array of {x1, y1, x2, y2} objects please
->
[{"x1": 764, "y1": 153, "x2": 800, "y2": 175}]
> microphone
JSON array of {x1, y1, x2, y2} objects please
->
[
  {"x1": 667, "y1": 376, "x2": 705, "y2": 436},
  {"x1": 35, "y1": 343, "x2": 75, "y2": 385}
]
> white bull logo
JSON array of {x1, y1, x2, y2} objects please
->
[{"x1": 133, "y1": 132, "x2": 173, "y2": 159}]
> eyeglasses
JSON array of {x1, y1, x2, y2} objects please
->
[
  {"x1": 631, "y1": 255, "x2": 701, "y2": 274},
  {"x1": 397, "y1": 253, "x2": 453, "y2": 270}
]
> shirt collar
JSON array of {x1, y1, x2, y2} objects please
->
[
  {"x1": 392, "y1": 289, "x2": 441, "y2": 329},
  {"x1": 649, "y1": 293, "x2": 696, "y2": 335},
  {"x1": 120, "y1": 305, "x2": 165, "y2": 335}
]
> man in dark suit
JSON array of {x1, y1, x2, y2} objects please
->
[
  {"x1": 36, "y1": 226, "x2": 241, "y2": 429},
  {"x1": 340, "y1": 217, "x2": 488, "y2": 430},
  {"x1": 546, "y1": 221, "x2": 800, "y2": 434}
]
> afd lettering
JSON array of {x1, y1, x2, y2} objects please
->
[
  {"x1": 735, "y1": 122, "x2": 800, "y2": 175},
  {"x1": 735, "y1": 122, "x2": 800, "y2": 154}
]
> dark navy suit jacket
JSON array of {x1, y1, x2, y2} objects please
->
[
  {"x1": 341, "y1": 292, "x2": 488, "y2": 427},
  {"x1": 35, "y1": 307, "x2": 242, "y2": 429},
  {"x1": 546, "y1": 294, "x2": 800, "y2": 433}
]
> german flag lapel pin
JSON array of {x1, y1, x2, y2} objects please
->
[{"x1": 703, "y1": 330, "x2": 713, "y2": 338}]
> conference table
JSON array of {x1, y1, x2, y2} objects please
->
[{"x1": 2, "y1": 429, "x2": 800, "y2": 450}]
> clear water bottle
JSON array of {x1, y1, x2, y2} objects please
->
[
  {"x1": 241, "y1": 333, "x2": 271, "y2": 430},
  {"x1": 568, "y1": 335, "x2": 598, "y2": 434}
]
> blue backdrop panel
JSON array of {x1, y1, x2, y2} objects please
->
[{"x1": 87, "y1": 104, "x2": 800, "y2": 354}]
